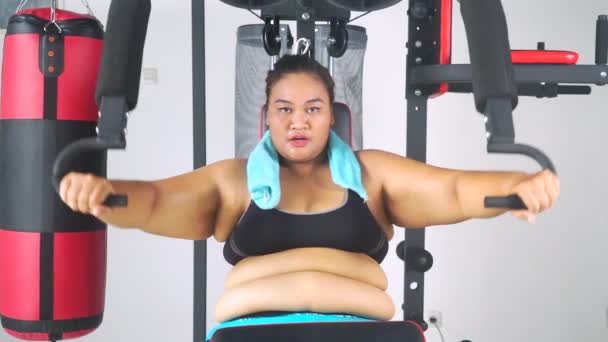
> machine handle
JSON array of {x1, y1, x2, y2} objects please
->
[
  {"x1": 484, "y1": 142, "x2": 557, "y2": 209},
  {"x1": 52, "y1": 138, "x2": 128, "y2": 207}
]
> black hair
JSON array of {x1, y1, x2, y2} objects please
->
[{"x1": 265, "y1": 55, "x2": 335, "y2": 106}]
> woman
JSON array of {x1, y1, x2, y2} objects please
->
[{"x1": 59, "y1": 55, "x2": 559, "y2": 331}]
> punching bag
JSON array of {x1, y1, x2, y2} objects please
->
[{"x1": 0, "y1": 8, "x2": 106, "y2": 341}]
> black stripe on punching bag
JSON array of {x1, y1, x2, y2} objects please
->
[
  {"x1": 0, "y1": 120, "x2": 107, "y2": 233},
  {"x1": 40, "y1": 31, "x2": 64, "y2": 120},
  {"x1": 40, "y1": 233, "x2": 54, "y2": 322},
  {"x1": 40, "y1": 233, "x2": 62, "y2": 341},
  {"x1": 7, "y1": 15, "x2": 104, "y2": 39},
  {"x1": 43, "y1": 77, "x2": 58, "y2": 120},
  {"x1": 0, "y1": 315, "x2": 103, "y2": 335}
]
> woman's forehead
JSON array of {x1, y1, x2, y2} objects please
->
[{"x1": 270, "y1": 73, "x2": 329, "y2": 100}]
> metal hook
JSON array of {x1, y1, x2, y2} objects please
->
[
  {"x1": 293, "y1": 38, "x2": 311, "y2": 56},
  {"x1": 43, "y1": 0, "x2": 62, "y2": 34},
  {"x1": 43, "y1": 21, "x2": 62, "y2": 34}
]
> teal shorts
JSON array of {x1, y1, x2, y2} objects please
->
[{"x1": 206, "y1": 312, "x2": 375, "y2": 341}]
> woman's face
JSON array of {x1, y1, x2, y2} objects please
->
[{"x1": 266, "y1": 72, "x2": 334, "y2": 164}]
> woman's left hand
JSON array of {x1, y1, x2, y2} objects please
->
[{"x1": 509, "y1": 170, "x2": 560, "y2": 223}]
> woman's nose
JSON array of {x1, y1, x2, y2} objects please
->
[{"x1": 289, "y1": 110, "x2": 309, "y2": 129}]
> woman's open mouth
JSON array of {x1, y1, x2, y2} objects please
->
[{"x1": 288, "y1": 134, "x2": 310, "y2": 147}]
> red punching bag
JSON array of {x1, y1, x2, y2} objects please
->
[{"x1": 0, "y1": 7, "x2": 107, "y2": 341}]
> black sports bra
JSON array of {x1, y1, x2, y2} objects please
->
[{"x1": 223, "y1": 189, "x2": 389, "y2": 265}]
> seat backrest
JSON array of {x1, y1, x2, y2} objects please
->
[{"x1": 260, "y1": 102, "x2": 353, "y2": 147}]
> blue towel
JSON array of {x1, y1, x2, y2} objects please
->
[
  {"x1": 206, "y1": 312, "x2": 374, "y2": 341},
  {"x1": 247, "y1": 130, "x2": 368, "y2": 209}
]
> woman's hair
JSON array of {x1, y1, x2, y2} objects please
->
[{"x1": 265, "y1": 55, "x2": 335, "y2": 106}]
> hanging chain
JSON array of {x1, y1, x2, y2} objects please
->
[
  {"x1": 16, "y1": 0, "x2": 29, "y2": 13},
  {"x1": 80, "y1": 0, "x2": 95, "y2": 16},
  {"x1": 17, "y1": 0, "x2": 96, "y2": 18},
  {"x1": 50, "y1": 0, "x2": 57, "y2": 22},
  {"x1": 43, "y1": 0, "x2": 62, "y2": 33}
]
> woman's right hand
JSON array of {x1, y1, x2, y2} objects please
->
[{"x1": 59, "y1": 172, "x2": 115, "y2": 219}]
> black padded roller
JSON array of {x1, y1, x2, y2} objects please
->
[
  {"x1": 596, "y1": 15, "x2": 608, "y2": 65},
  {"x1": 459, "y1": 0, "x2": 518, "y2": 113},
  {"x1": 219, "y1": 0, "x2": 286, "y2": 10},
  {"x1": 327, "y1": 0, "x2": 402, "y2": 12},
  {"x1": 95, "y1": 0, "x2": 151, "y2": 111}
]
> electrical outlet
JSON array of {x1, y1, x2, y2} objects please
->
[
  {"x1": 143, "y1": 67, "x2": 158, "y2": 85},
  {"x1": 427, "y1": 310, "x2": 443, "y2": 328}
]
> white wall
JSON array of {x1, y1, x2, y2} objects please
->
[{"x1": 1, "y1": 1, "x2": 608, "y2": 341}]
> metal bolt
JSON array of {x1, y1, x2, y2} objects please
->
[
  {"x1": 415, "y1": 40, "x2": 422, "y2": 48},
  {"x1": 486, "y1": 132, "x2": 491, "y2": 139},
  {"x1": 328, "y1": 37, "x2": 336, "y2": 45},
  {"x1": 414, "y1": 89, "x2": 422, "y2": 96},
  {"x1": 415, "y1": 57, "x2": 423, "y2": 64},
  {"x1": 410, "y1": 282, "x2": 419, "y2": 290},
  {"x1": 275, "y1": 36, "x2": 282, "y2": 43},
  {"x1": 301, "y1": 12, "x2": 310, "y2": 21},
  {"x1": 95, "y1": 126, "x2": 99, "y2": 135},
  {"x1": 601, "y1": 71, "x2": 607, "y2": 78}
]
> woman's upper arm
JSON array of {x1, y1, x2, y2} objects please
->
[
  {"x1": 360, "y1": 150, "x2": 465, "y2": 228},
  {"x1": 141, "y1": 159, "x2": 237, "y2": 240}
]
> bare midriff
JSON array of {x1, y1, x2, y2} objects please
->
[{"x1": 215, "y1": 247, "x2": 394, "y2": 323}]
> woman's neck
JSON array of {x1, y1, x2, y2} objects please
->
[{"x1": 279, "y1": 151, "x2": 329, "y2": 177}]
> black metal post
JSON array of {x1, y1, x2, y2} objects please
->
[
  {"x1": 296, "y1": 5, "x2": 316, "y2": 58},
  {"x1": 402, "y1": 0, "x2": 446, "y2": 329},
  {"x1": 403, "y1": 97, "x2": 428, "y2": 326},
  {"x1": 192, "y1": 0, "x2": 207, "y2": 341}
]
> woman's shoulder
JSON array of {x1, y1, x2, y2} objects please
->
[
  {"x1": 197, "y1": 157, "x2": 247, "y2": 175},
  {"x1": 355, "y1": 149, "x2": 415, "y2": 179},
  {"x1": 206, "y1": 157, "x2": 248, "y2": 183},
  {"x1": 207, "y1": 157, "x2": 250, "y2": 214},
  {"x1": 355, "y1": 149, "x2": 400, "y2": 165},
  {"x1": 183, "y1": 157, "x2": 248, "y2": 193},
  {"x1": 355, "y1": 149, "x2": 389, "y2": 182}
]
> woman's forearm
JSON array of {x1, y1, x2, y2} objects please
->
[
  {"x1": 98, "y1": 180, "x2": 157, "y2": 229},
  {"x1": 456, "y1": 170, "x2": 529, "y2": 219}
]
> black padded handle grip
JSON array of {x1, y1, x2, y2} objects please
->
[
  {"x1": 103, "y1": 194, "x2": 128, "y2": 207},
  {"x1": 484, "y1": 194, "x2": 526, "y2": 210}
]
